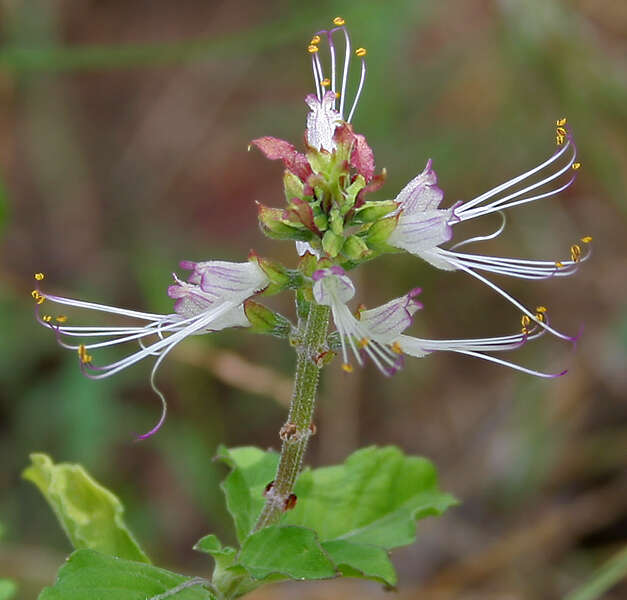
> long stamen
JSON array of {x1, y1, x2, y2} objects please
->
[
  {"x1": 347, "y1": 49, "x2": 367, "y2": 123},
  {"x1": 79, "y1": 303, "x2": 233, "y2": 379},
  {"x1": 457, "y1": 137, "x2": 573, "y2": 214},
  {"x1": 337, "y1": 23, "x2": 351, "y2": 118},
  {"x1": 443, "y1": 349, "x2": 567, "y2": 378},
  {"x1": 443, "y1": 256, "x2": 578, "y2": 341},
  {"x1": 459, "y1": 147, "x2": 577, "y2": 221}
]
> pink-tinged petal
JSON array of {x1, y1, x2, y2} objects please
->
[
  {"x1": 334, "y1": 123, "x2": 375, "y2": 182},
  {"x1": 312, "y1": 267, "x2": 356, "y2": 305},
  {"x1": 394, "y1": 159, "x2": 444, "y2": 213},
  {"x1": 388, "y1": 207, "x2": 457, "y2": 269},
  {"x1": 178, "y1": 260, "x2": 269, "y2": 300},
  {"x1": 351, "y1": 132, "x2": 375, "y2": 182},
  {"x1": 251, "y1": 136, "x2": 312, "y2": 181},
  {"x1": 359, "y1": 288, "x2": 423, "y2": 342},
  {"x1": 305, "y1": 91, "x2": 342, "y2": 152}
]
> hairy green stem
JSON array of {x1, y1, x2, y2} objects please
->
[{"x1": 254, "y1": 302, "x2": 330, "y2": 531}]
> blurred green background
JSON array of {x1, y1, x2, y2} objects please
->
[{"x1": 1, "y1": 0, "x2": 626, "y2": 598}]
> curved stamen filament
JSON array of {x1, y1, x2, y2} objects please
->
[{"x1": 450, "y1": 211, "x2": 506, "y2": 250}]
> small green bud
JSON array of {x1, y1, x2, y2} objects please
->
[
  {"x1": 257, "y1": 202, "x2": 313, "y2": 241},
  {"x1": 329, "y1": 207, "x2": 344, "y2": 236},
  {"x1": 297, "y1": 251, "x2": 319, "y2": 276},
  {"x1": 342, "y1": 235, "x2": 371, "y2": 261},
  {"x1": 306, "y1": 150, "x2": 334, "y2": 176},
  {"x1": 364, "y1": 215, "x2": 400, "y2": 251},
  {"x1": 322, "y1": 229, "x2": 344, "y2": 257},
  {"x1": 283, "y1": 170, "x2": 305, "y2": 202},
  {"x1": 249, "y1": 252, "x2": 304, "y2": 295},
  {"x1": 352, "y1": 200, "x2": 397, "y2": 224},
  {"x1": 313, "y1": 212, "x2": 328, "y2": 231},
  {"x1": 244, "y1": 300, "x2": 293, "y2": 338},
  {"x1": 342, "y1": 175, "x2": 366, "y2": 214},
  {"x1": 295, "y1": 288, "x2": 312, "y2": 320}
]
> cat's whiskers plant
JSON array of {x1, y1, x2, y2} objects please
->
[{"x1": 30, "y1": 16, "x2": 591, "y2": 599}]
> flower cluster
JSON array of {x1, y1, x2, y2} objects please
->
[{"x1": 34, "y1": 17, "x2": 590, "y2": 437}]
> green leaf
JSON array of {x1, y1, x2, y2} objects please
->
[
  {"x1": 39, "y1": 550, "x2": 212, "y2": 600},
  {"x1": 0, "y1": 579, "x2": 18, "y2": 600},
  {"x1": 238, "y1": 526, "x2": 336, "y2": 580},
  {"x1": 321, "y1": 540, "x2": 396, "y2": 587},
  {"x1": 564, "y1": 545, "x2": 627, "y2": 600},
  {"x1": 23, "y1": 453, "x2": 150, "y2": 563},
  {"x1": 193, "y1": 534, "x2": 237, "y2": 561},
  {"x1": 216, "y1": 446, "x2": 279, "y2": 544},
  {"x1": 218, "y1": 445, "x2": 455, "y2": 586},
  {"x1": 285, "y1": 446, "x2": 456, "y2": 549}
]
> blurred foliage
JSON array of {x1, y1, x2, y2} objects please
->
[{"x1": 0, "y1": 0, "x2": 625, "y2": 598}]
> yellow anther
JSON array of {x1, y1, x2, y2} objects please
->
[
  {"x1": 308, "y1": 44, "x2": 319, "y2": 54},
  {"x1": 521, "y1": 327, "x2": 529, "y2": 335},
  {"x1": 321, "y1": 78, "x2": 331, "y2": 87},
  {"x1": 535, "y1": 312, "x2": 545, "y2": 323},
  {"x1": 556, "y1": 134, "x2": 565, "y2": 145},
  {"x1": 355, "y1": 47, "x2": 367, "y2": 57},
  {"x1": 78, "y1": 344, "x2": 92, "y2": 364},
  {"x1": 572, "y1": 162, "x2": 581, "y2": 170},
  {"x1": 335, "y1": 92, "x2": 340, "y2": 99},
  {"x1": 570, "y1": 244, "x2": 582, "y2": 262},
  {"x1": 555, "y1": 261, "x2": 564, "y2": 268},
  {"x1": 55, "y1": 315, "x2": 68, "y2": 323},
  {"x1": 358, "y1": 337, "x2": 369, "y2": 348},
  {"x1": 333, "y1": 17, "x2": 345, "y2": 26},
  {"x1": 556, "y1": 117, "x2": 567, "y2": 126},
  {"x1": 42, "y1": 314, "x2": 52, "y2": 323},
  {"x1": 556, "y1": 126, "x2": 567, "y2": 137},
  {"x1": 34, "y1": 272, "x2": 45, "y2": 281},
  {"x1": 581, "y1": 235, "x2": 592, "y2": 243},
  {"x1": 31, "y1": 290, "x2": 45, "y2": 304},
  {"x1": 536, "y1": 306, "x2": 547, "y2": 313},
  {"x1": 521, "y1": 315, "x2": 531, "y2": 328},
  {"x1": 391, "y1": 341, "x2": 403, "y2": 355},
  {"x1": 341, "y1": 363, "x2": 353, "y2": 373},
  {"x1": 310, "y1": 35, "x2": 321, "y2": 45}
]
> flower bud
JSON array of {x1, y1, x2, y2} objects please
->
[
  {"x1": 364, "y1": 215, "x2": 400, "y2": 251},
  {"x1": 257, "y1": 202, "x2": 314, "y2": 242},
  {"x1": 342, "y1": 235, "x2": 371, "y2": 261},
  {"x1": 248, "y1": 252, "x2": 304, "y2": 296},
  {"x1": 352, "y1": 200, "x2": 397, "y2": 224},
  {"x1": 322, "y1": 229, "x2": 344, "y2": 258},
  {"x1": 243, "y1": 300, "x2": 292, "y2": 338}
]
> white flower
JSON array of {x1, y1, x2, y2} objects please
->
[
  {"x1": 305, "y1": 18, "x2": 368, "y2": 149},
  {"x1": 313, "y1": 267, "x2": 564, "y2": 378},
  {"x1": 387, "y1": 122, "x2": 591, "y2": 341},
  {"x1": 33, "y1": 261, "x2": 269, "y2": 438}
]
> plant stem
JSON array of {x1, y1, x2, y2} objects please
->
[{"x1": 254, "y1": 302, "x2": 330, "y2": 531}]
